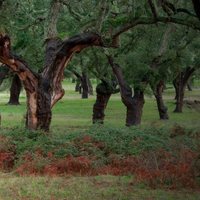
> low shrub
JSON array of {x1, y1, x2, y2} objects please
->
[{"x1": 0, "y1": 125, "x2": 199, "y2": 189}]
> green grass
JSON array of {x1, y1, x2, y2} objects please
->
[{"x1": 0, "y1": 174, "x2": 199, "y2": 200}]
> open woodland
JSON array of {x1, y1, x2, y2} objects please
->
[{"x1": 0, "y1": 0, "x2": 200, "y2": 199}]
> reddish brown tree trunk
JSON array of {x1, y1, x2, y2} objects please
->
[
  {"x1": 92, "y1": 82, "x2": 112, "y2": 124},
  {"x1": 8, "y1": 74, "x2": 22, "y2": 105},
  {"x1": 152, "y1": 80, "x2": 169, "y2": 120}
]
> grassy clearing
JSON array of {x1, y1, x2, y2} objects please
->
[
  {"x1": 0, "y1": 174, "x2": 199, "y2": 200},
  {"x1": 0, "y1": 79, "x2": 199, "y2": 130}
]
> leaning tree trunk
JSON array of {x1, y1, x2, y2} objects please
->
[
  {"x1": 8, "y1": 74, "x2": 22, "y2": 105},
  {"x1": 92, "y1": 82, "x2": 112, "y2": 124},
  {"x1": 107, "y1": 55, "x2": 145, "y2": 126},
  {"x1": 152, "y1": 80, "x2": 169, "y2": 120}
]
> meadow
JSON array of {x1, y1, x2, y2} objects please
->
[{"x1": 0, "y1": 79, "x2": 199, "y2": 200}]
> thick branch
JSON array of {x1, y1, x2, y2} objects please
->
[
  {"x1": 112, "y1": 16, "x2": 200, "y2": 42},
  {"x1": 42, "y1": 32, "x2": 103, "y2": 107},
  {"x1": 0, "y1": 34, "x2": 38, "y2": 92}
]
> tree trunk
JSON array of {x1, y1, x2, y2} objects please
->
[
  {"x1": 25, "y1": 78, "x2": 52, "y2": 131},
  {"x1": 124, "y1": 88, "x2": 145, "y2": 126},
  {"x1": 107, "y1": 55, "x2": 145, "y2": 126},
  {"x1": 152, "y1": 80, "x2": 169, "y2": 120},
  {"x1": 92, "y1": 82, "x2": 111, "y2": 124},
  {"x1": 173, "y1": 73, "x2": 185, "y2": 113},
  {"x1": 8, "y1": 74, "x2": 22, "y2": 105},
  {"x1": 173, "y1": 67, "x2": 195, "y2": 113},
  {"x1": 81, "y1": 72, "x2": 89, "y2": 99}
]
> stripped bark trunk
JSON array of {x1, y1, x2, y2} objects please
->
[{"x1": 8, "y1": 74, "x2": 22, "y2": 105}]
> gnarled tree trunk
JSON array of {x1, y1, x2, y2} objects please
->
[
  {"x1": 8, "y1": 74, "x2": 22, "y2": 105},
  {"x1": 0, "y1": 33, "x2": 102, "y2": 131}
]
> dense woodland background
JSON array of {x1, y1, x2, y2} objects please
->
[{"x1": 0, "y1": 1, "x2": 200, "y2": 199}]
